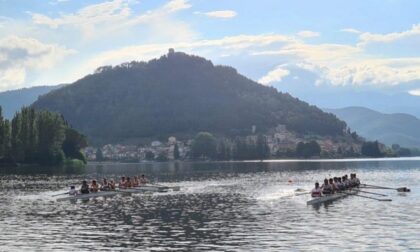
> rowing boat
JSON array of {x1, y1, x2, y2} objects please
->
[
  {"x1": 120, "y1": 185, "x2": 181, "y2": 193},
  {"x1": 56, "y1": 184, "x2": 181, "y2": 201},
  {"x1": 306, "y1": 190, "x2": 358, "y2": 205},
  {"x1": 56, "y1": 191, "x2": 119, "y2": 202}
]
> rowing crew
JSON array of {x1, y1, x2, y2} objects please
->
[
  {"x1": 68, "y1": 174, "x2": 149, "y2": 195},
  {"x1": 311, "y1": 173, "x2": 360, "y2": 197}
]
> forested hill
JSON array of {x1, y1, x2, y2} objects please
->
[
  {"x1": 33, "y1": 50, "x2": 346, "y2": 144},
  {"x1": 325, "y1": 106, "x2": 420, "y2": 148}
]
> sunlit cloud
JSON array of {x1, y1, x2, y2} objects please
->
[
  {"x1": 258, "y1": 65, "x2": 290, "y2": 85},
  {"x1": 296, "y1": 30, "x2": 320, "y2": 38},
  {"x1": 200, "y1": 10, "x2": 237, "y2": 19},
  {"x1": 0, "y1": 36, "x2": 75, "y2": 91}
]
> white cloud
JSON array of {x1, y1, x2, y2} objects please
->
[
  {"x1": 163, "y1": 0, "x2": 191, "y2": 13},
  {"x1": 0, "y1": 36, "x2": 75, "y2": 91},
  {"x1": 74, "y1": 34, "x2": 297, "y2": 79},
  {"x1": 29, "y1": 0, "x2": 193, "y2": 41},
  {"x1": 296, "y1": 30, "x2": 320, "y2": 38},
  {"x1": 358, "y1": 23, "x2": 420, "y2": 47},
  {"x1": 340, "y1": 28, "x2": 361, "y2": 34},
  {"x1": 258, "y1": 65, "x2": 290, "y2": 86},
  {"x1": 201, "y1": 10, "x2": 237, "y2": 19},
  {"x1": 408, "y1": 88, "x2": 420, "y2": 96}
]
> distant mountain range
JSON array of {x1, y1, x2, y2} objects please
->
[
  {"x1": 32, "y1": 50, "x2": 347, "y2": 145},
  {"x1": 325, "y1": 107, "x2": 420, "y2": 148},
  {"x1": 0, "y1": 85, "x2": 64, "y2": 118}
]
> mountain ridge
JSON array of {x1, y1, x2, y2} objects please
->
[
  {"x1": 325, "y1": 106, "x2": 420, "y2": 148},
  {"x1": 33, "y1": 50, "x2": 347, "y2": 145}
]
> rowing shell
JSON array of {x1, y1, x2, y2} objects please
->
[
  {"x1": 56, "y1": 191, "x2": 118, "y2": 202},
  {"x1": 56, "y1": 185, "x2": 181, "y2": 201},
  {"x1": 306, "y1": 190, "x2": 358, "y2": 205}
]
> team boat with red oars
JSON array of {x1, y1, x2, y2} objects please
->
[
  {"x1": 54, "y1": 174, "x2": 180, "y2": 202},
  {"x1": 306, "y1": 173, "x2": 410, "y2": 205}
]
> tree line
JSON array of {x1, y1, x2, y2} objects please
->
[{"x1": 0, "y1": 106, "x2": 87, "y2": 166}]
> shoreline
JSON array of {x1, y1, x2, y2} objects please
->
[{"x1": 88, "y1": 156, "x2": 420, "y2": 165}]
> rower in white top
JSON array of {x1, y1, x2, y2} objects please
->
[
  {"x1": 321, "y1": 178, "x2": 333, "y2": 195},
  {"x1": 311, "y1": 182, "x2": 322, "y2": 197}
]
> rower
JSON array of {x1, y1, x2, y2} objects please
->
[
  {"x1": 132, "y1": 176, "x2": 139, "y2": 187},
  {"x1": 139, "y1": 174, "x2": 148, "y2": 185},
  {"x1": 119, "y1": 176, "x2": 127, "y2": 189},
  {"x1": 329, "y1": 178, "x2": 337, "y2": 193},
  {"x1": 109, "y1": 179, "x2": 116, "y2": 190},
  {"x1": 342, "y1": 176, "x2": 348, "y2": 189},
  {"x1": 101, "y1": 178, "x2": 110, "y2": 191},
  {"x1": 336, "y1": 177, "x2": 344, "y2": 191},
  {"x1": 321, "y1": 179, "x2": 333, "y2": 195},
  {"x1": 311, "y1": 182, "x2": 322, "y2": 197},
  {"x1": 126, "y1": 177, "x2": 133, "y2": 188},
  {"x1": 80, "y1": 180, "x2": 90, "y2": 194},
  {"x1": 90, "y1": 180, "x2": 99, "y2": 193},
  {"x1": 69, "y1": 185, "x2": 78, "y2": 196}
]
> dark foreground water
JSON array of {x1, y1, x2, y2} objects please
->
[{"x1": 1, "y1": 158, "x2": 419, "y2": 251}]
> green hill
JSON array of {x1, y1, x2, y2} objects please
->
[
  {"x1": 33, "y1": 50, "x2": 346, "y2": 145},
  {"x1": 0, "y1": 85, "x2": 64, "y2": 119},
  {"x1": 325, "y1": 106, "x2": 420, "y2": 148}
]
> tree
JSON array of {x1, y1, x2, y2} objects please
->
[
  {"x1": 62, "y1": 128, "x2": 88, "y2": 163},
  {"x1": 173, "y1": 143, "x2": 180, "y2": 160},
  {"x1": 361, "y1": 141, "x2": 383, "y2": 157},
  {"x1": 296, "y1": 141, "x2": 321, "y2": 158},
  {"x1": 191, "y1": 132, "x2": 217, "y2": 160}
]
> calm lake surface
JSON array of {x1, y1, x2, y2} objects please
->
[{"x1": 1, "y1": 158, "x2": 420, "y2": 251}]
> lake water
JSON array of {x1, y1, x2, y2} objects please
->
[{"x1": 1, "y1": 158, "x2": 419, "y2": 251}]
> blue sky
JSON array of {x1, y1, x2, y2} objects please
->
[{"x1": 0, "y1": 0, "x2": 419, "y2": 103}]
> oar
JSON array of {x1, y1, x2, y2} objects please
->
[
  {"x1": 52, "y1": 192, "x2": 68, "y2": 197},
  {"x1": 295, "y1": 192, "x2": 309, "y2": 196},
  {"x1": 362, "y1": 184, "x2": 410, "y2": 192},
  {"x1": 343, "y1": 192, "x2": 392, "y2": 201},
  {"x1": 355, "y1": 189, "x2": 388, "y2": 197}
]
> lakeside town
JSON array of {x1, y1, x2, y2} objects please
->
[{"x1": 84, "y1": 124, "x2": 366, "y2": 162}]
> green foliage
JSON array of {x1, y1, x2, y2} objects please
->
[
  {"x1": 64, "y1": 159, "x2": 86, "y2": 174},
  {"x1": 33, "y1": 52, "x2": 347, "y2": 144},
  {"x1": 191, "y1": 132, "x2": 217, "y2": 159},
  {"x1": 62, "y1": 128, "x2": 88, "y2": 163},
  {"x1": 0, "y1": 106, "x2": 87, "y2": 167},
  {"x1": 361, "y1": 141, "x2": 383, "y2": 157},
  {"x1": 296, "y1": 141, "x2": 321, "y2": 158}
]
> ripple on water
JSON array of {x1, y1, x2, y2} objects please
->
[{"x1": 1, "y1": 160, "x2": 420, "y2": 251}]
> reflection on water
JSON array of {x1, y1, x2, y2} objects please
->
[{"x1": 1, "y1": 159, "x2": 420, "y2": 251}]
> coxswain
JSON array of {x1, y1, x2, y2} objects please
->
[
  {"x1": 352, "y1": 173, "x2": 360, "y2": 187},
  {"x1": 321, "y1": 179, "x2": 333, "y2": 194},
  {"x1": 90, "y1": 180, "x2": 99, "y2": 192},
  {"x1": 80, "y1": 180, "x2": 90, "y2": 194},
  {"x1": 68, "y1": 185, "x2": 78, "y2": 196},
  {"x1": 311, "y1": 182, "x2": 322, "y2": 197}
]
